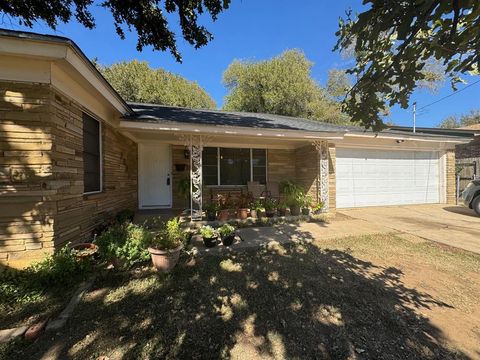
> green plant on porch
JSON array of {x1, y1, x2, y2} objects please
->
[
  {"x1": 147, "y1": 218, "x2": 184, "y2": 272},
  {"x1": 312, "y1": 201, "x2": 325, "y2": 214},
  {"x1": 199, "y1": 225, "x2": 217, "y2": 239},
  {"x1": 178, "y1": 177, "x2": 191, "y2": 205}
]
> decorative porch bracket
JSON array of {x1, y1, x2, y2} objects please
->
[
  {"x1": 178, "y1": 134, "x2": 210, "y2": 221},
  {"x1": 313, "y1": 140, "x2": 329, "y2": 212}
]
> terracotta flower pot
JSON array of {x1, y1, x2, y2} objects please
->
[
  {"x1": 70, "y1": 243, "x2": 98, "y2": 260},
  {"x1": 217, "y1": 209, "x2": 230, "y2": 221},
  {"x1": 148, "y1": 244, "x2": 183, "y2": 272},
  {"x1": 237, "y1": 208, "x2": 249, "y2": 219},
  {"x1": 277, "y1": 208, "x2": 287, "y2": 217}
]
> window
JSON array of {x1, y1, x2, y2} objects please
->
[
  {"x1": 203, "y1": 147, "x2": 267, "y2": 186},
  {"x1": 83, "y1": 113, "x2": 102, "y2": 193}
]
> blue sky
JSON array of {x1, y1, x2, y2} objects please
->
[{"x1": 3, "y1": 0, "x2": 479, "y2": 127}]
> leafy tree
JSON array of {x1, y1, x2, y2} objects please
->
[
  {"x1": 335, "y1": 1, "x2": 479, "y2": 130},
  {"x1": 223, "y1": 50, "x2": 351, "y2": 125},
  {"x1": 0, "y1": 0, "x2": 230, "y2": 62},
  {"x1": 98, "y1": 60, "x2": 216, "y2": 109},
  {"x1": 438, "y1": 109, "x2": 480, "y2": 128}
]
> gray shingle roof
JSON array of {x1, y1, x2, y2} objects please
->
[{"x1": 125, "y1": 102, "x2": 354, "y2": 133}]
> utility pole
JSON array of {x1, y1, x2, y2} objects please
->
[{"x1": 413, "y1": 102, "x2": 416, "y2": 133}]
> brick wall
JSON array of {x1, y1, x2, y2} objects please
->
[
  {"x1": 267, "y1": 149, "x2": 296, "y2": 183},
  {"x1": 172, "y1": 145, "x2": 189, "y2": 209},
  {"x1": 0, "y1": 81, "x2": 137, "y2": 268},
  {"x1": 294, "y1": 145, "x2": 320, "y2": 202},
  {"x1": 446, "y1": 149, "x2": 456, "y2": 205}
]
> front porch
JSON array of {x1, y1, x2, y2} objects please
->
[{"x1": 123, "y1": 127, "x2": 337, "y2": 220}]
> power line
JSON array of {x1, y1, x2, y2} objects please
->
[{"x1": 416, "y1": 78, "x2": 480, "y2": 112}]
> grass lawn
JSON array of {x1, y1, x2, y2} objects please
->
[{"x1": 3, "y1": 232, "x2": 480, "y2": 359}]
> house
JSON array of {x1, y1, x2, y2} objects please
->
[{"x1": 0, "y1": 29, "x2": 470, "y2": 268}]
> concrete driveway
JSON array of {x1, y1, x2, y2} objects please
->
[{"x1": 340, "y1": 204, "x2": 480, "y2": 255}]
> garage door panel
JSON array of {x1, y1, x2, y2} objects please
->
[{"x1": 336, "y1": 148, "x2": 440, "y2": 208}]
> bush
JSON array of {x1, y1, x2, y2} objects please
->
[
  {"x1": 95, "y1": 222, "x2": 153, "y2": 267},
  {"x1": 0, "y1": 245, "x2": 91, "y2": 306}
]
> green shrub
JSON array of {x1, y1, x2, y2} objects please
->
[
  {"x1": 0, "y1": 245, "x2": 90, "y2": 306},
  {"x1": 95, "y1": 222, "x2": 153, "y2": 267},
  {"x1": 218, "y1": 224, "x2": 235, "y2": 237},
  {"x1": 150, "y1": 217, "x2": 184, "y2": 250}
]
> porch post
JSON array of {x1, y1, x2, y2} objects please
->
[
  {"x1": 179, "y1": 135, "x2": 209, "y2": 221},
  {"x1": 313, "y1": 141, "x2": 329, "y2": 212}
]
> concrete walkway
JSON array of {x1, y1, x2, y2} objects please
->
[
  {"x1": 340, "y1": 204, "x2": 480, "y2": 255},
  {"x1": 191, "y1": 214, "x2": 389, "y2": 254}
]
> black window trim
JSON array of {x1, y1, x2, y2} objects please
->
[
  {"x1": 203, "y1": 147, "x2": 268, "y2": 187},
  {"x1": 83, "y1": 113, "x2": 103, "y2": 195}
]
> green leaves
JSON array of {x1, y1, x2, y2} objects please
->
[
  {"x1": 98, "y1": 60, "x2": 216, "y2": 109},
  {"x1": 336, "y1": 0, "x2": 479, "y2": 130},
  {"x1": 223, "y1": 50, "x2": 351, "y2": 125},
  {"x1": 1, "y1": 0, "x2": 230, "y2": 62}
]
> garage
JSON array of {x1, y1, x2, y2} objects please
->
[{"x1": 336, "y1": 147, "x2": 441, "y2": 208}]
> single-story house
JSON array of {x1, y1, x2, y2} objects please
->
[{"x1": 0, "y1": 29, "x2": 470, "y2": 267}]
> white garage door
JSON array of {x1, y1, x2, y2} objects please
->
[{"x1": 336, "y1": 148, "x2": 440, "y2": 208}]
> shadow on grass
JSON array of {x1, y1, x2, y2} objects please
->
[{"x1": 11, "y1": 241, "x2": 467, "y2": 360}]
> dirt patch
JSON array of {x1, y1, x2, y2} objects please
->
[{"x1": 4, "y1": 233, "x2": 480, "y2": 359}]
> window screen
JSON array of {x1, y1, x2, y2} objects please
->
[{"x1": 83, "y1": 113, "x2": 101, "y2": 193}]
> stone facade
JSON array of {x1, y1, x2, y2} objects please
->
[
  {"x1": 446, "y1": 149, "x2": 457, "y2": 205},
  {"x1": 0, "y1": 81, "x2": 137, "y2": 268}
]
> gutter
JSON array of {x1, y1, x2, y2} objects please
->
[{"x1": 119, "y1": 120, "x2": 346, "y2": 141}]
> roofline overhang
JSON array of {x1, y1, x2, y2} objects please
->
[
  {"x1": 0, "y1": 30, "x2": 132, "y2": 115},
  {"x1": 345, "y1": 131, "x2": 471, "y2": 144},
  {"x1": 119, "y1": 120, "x2": 346, "y2": 141}
]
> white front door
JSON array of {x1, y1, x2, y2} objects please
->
[
  {"x1": 138, "y1": 143, "x2": 172, "y2": 208},
  {"x1": 336, "y1": 148, "x2": 440, "y2": 208}
]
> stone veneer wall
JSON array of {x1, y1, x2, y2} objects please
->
[
  {"x1": 446, "y1": 149, "x2": 456, "y2": 205},
  {"x1": 294, "y1": 145, "x2": 319, "y2": 202},
  {"x1": 0, "y1": 81, "x2": 137, "y2": 268}
]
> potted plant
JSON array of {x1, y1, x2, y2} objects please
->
[
  {"x1": 301, "y1": 195, "x2": 313, "y2": 216},
  {"x1": 199, "y1": 225, "x2": 218, "y2": 247},
  {"x1": 218, "y1": 223, "x2": 236, "y2": 246},
  {"x1": 204, "y1": 202, "x2": 218, "y2": 221},
  {"x1": 264, "y1": 198, "x2": 277, "y2": 218},
  {"x1": 216, "y1": 194, "x2": 231, "y2": 221},
  {"x1": 178, "y1": 178, "x2": 190, "y2": 210},
  {"x1": 236, "y1": 193, "x2": 252, "y2": 220},
  {"x1": 280, "y1": 181, "x2": 304, "y2": 216},
  {"x1": 147, "y1": 218, "x2": 184, "y2": 272},
  {"x1": 277, "y1": 201, "x2": 288, "y2": 216},
  {"x1": 312, "y1": 201, "x2": 325, "y2": 215}
]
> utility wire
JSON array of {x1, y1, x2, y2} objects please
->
[{"x1": 416, "y1": 78, "x2": 480, "y2": 112}]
